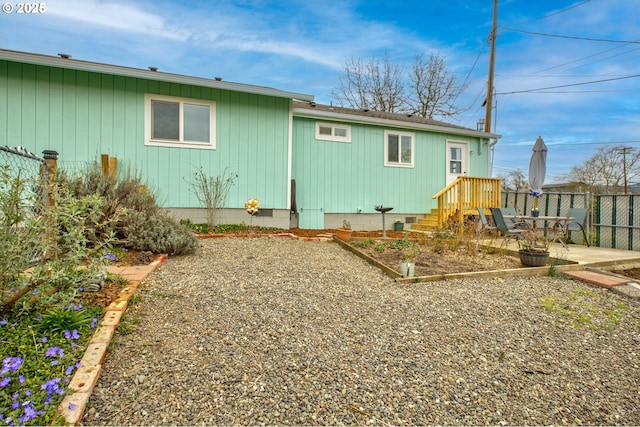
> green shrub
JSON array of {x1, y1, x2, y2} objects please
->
[
  {"x1": 63, "y1": 161, "x2": 197, "y2": 255},
  {"x1": 125, "y1": 210, "x2": 197, "y2": 255},
  {"x1": 1, "y1": 169, "x2": 114, "y2": 315}
]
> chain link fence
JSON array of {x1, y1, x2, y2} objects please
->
[
  {"x1": 593, "y1": 194, "x2": 640, "y2": 251},
  {"x1": 502, "y1": 191, "x2": 591, "y2": 246},
  {"x1": 0, "y1": 145, "x2": 48, "y2": 201},
  {"x1": 0, "y1": 146, "x2": 50, "y2": 263},
  {"x1": 502, "y1": 190, "x2": 640, "y2": 251}
]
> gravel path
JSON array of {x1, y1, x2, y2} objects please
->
[{"x1": 82, "y1": 237, "x2": 640, "y2": 426}]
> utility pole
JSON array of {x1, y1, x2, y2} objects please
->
[
  {"x1": 618, "y1": 146, "x2": 632, "y2": 194},
  {"x1": 485, "y1": 0, "x2": 498, "y2": 134}
]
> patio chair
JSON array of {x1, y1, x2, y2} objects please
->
[
  {"x1": 566, "y1": 208, "x2": 590, "y2": 246},
  {"x1": 490, "y1": 207, "x2": 530, "y2": 247},
  {"x1": 498, "y1": 207, "x2": 523, "y2": 228},
  {"x1": 476, "y1": 207, "x2": 497, "y2": 235}
]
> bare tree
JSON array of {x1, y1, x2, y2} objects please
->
[
  {"x1": 564, "y1": 145, "x2": 640, "y2": 194},
  {"x1": 332, "y1": 52, "x2": 467, "y2": 120},
  {"x1": 498, "y1": 169, "x2": 527, "y2": 191},
  {"x1": 333, "y1": 54, "x2": 405, "y2": 113},
  {"x1": 408, "y1": 53, "x2": 467, "y2": 120}
]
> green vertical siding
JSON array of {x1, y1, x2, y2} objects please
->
[
  {"x1": 292, "y1": 117, "x2": 488, "y2": 214},
  {"x1": 0, "y1": 60, "x2": 291, "y2": 210}
]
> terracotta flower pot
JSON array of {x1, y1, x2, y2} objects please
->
[{"x1": 335, "y1": 228, "x2": 354, "y2": 242}]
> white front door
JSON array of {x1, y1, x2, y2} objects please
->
[{"x1": 446, "y1": 141, "x2": 469, "y2": 185}]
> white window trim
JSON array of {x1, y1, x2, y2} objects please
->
[
  {"x1": 384, "y1": 130, "x2": 415, "y2": 168},
  {"x1": 144, "y1": 93, "x2": 216, "y2": 150},
  {"x1": 315, "y1": 122, "x2": 351, "y2": 143}
]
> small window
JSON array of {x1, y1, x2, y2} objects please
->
[
  {"x1": 315, "y1": 122, "x2": 351, "y2": 143},
  {"x1": 449, "y1": 146, "x2": 462, "y2": 174},
  {"x1": 145, "y1": 94, "x2": 216, "y2": 149},
  {"x1": 384, "y1": 130, "x2": 414, "y2": 167}
]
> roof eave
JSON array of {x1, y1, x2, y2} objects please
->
[
  {"x1": 0, "y1": 49, "x2": 315, "y2": 102},
  {"x1": 293, "y1": 107, "x2": 501, "y2": 140}
]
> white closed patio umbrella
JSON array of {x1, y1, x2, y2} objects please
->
[{"x1": 529, "y1": 136, "x2": 547, "y2": 214}]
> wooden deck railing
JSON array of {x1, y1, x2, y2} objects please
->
[{"x1": 432, "y1": 176, "x2": 502, "y2": 229}]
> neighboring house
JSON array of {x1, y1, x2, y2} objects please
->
[{"x1": 0, "y1": 49, "x2": 499, "y2": 230}]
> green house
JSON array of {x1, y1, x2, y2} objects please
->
[
  {"x1": 0, "y1": 49, "x2": 500, "y2": 231},
  {"x1": 292, "y1": 102, "x2": 500, "y2": 229}
]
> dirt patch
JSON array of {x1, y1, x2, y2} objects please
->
[
  {"x1": 611, "y1": 268, "x2": 640, "y2": 280},
  {"x1": 81, "y1": 250, "x2": 162, "y2": 308},
  {"x1": 350, "y1": 238, "x2": 522, "y2": 276},
  {"x1": 290, "y1": 228, "x2": 408, "y2": 239}
]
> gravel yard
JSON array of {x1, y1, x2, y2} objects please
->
[{"x1": 83, "y1": 237, "x2": 640, "y2": 426}]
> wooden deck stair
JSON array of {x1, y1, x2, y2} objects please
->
[
  {"x1": 411, "y1": 208, "x2": 486, "y2": 232},
  {"x1": 411, "y1": 177, "x2": 501, "y2": 233},
  {"x1": 411, "y1": 209, "x2": 439, "y2": 232}
]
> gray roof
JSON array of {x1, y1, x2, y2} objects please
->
[
  {"x1": 292, "y1": 101, "x2": 500, "y2": 140},
  {"x1": 0, "y1": 49, "x2": 314, "y2": 102}
]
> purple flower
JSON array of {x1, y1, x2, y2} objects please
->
[
  {"x1": 18, "y1": 375, "x2": 25, "y2": 384},
  {"x1": 12, "y1": 400, "x2": 19, "y2": 409},
  {"x1": 19, "y1": 403, "x2": 38, "y2": 423},
  {"x1": 65, "y1": 365, "x2": 75, "y2": 376},
  {"x1": 40, "y1": 377, "x2": 63, "y2": 396},
  {"x1": 25, "y1": 389, "x2": 32, "y2": 396},
  {"x1": 71, "y1": 329, "x2": 80, "y2": 340},
  {"x1": 1, "y1": 357, "x2": 24, "y2": 375},
  {"x1": 0, "y1": 377, "x2": 10, "y2": 387},
  {"x1": 72, "y1": 304, "x2": 82, "y2": 311},
  {"x1": 45, "y1": 346, "x2": 63, "y2": 358},
  {"x1": 0, "y1": 319, "x2": 7, "y2": 326},
  {"x1": 69, "y1": 403, "x2": 77, "y2": 410},
  {"x1": 90, "y1": 318, "x2": 98, "y2": 329},
  {"x1": 41, "y1": 337, "x2": 47, "y2": 343},
  {"x1": 63, "y1": 330, "x2": 71, "y2": 339},
  {"x1": 51, "y1": 360, "x2": 59, "y2": 366}
]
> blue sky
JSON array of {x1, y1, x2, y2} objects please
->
[{"x1": 1, "y1": 0, "x2": 638, "y2": 184}]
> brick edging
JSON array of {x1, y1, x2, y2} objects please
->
[{"x1": 57, "y1": 255, "x2": 167, "y2": 425}]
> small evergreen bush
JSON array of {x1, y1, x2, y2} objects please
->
[
  {"x1": 63, "y1": 162, "x2": 197, "y2": 255},
  {"x1": 125, "y1": 210, "x2": 198, "y2": 255}
]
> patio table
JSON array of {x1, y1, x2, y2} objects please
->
[{"x1": 505, "y1": 215, "x2": 574, "y2": 249}]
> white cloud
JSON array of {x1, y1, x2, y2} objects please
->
[{"x1": 47, "y1": 0, "x2": 190, "y2": 40}]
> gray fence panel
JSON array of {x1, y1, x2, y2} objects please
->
[
  {"x1": 594, "y1": 194, "x2": 640, "y2": 251},
  {"x1": 502, "y1": 191, "x2": 590, "y2": 246},
  {"x1": 503, "y1": 190, "x2": 640, "y2": 251}
]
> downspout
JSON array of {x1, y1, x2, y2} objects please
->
[
  {"x1": 286, "y1": 99, "x2": 294, "y2": 211},
  {"x1": 488, "y1": 137, "x2": 499, "y2": 177}
]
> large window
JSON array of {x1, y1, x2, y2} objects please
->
[
  {"x1": 144, "y1": 94, "x2": 216, "y2": 149},
  {"x1": 384, "y1": 130, "x2": 414, "y2": 167},
  {"x1": 315, "y1": 122, "x2": 351, "y2": 143}
]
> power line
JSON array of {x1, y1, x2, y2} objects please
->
[
  {"x1": 545, "y1": 140, "x2": 640, "y2": 147},
  {"x1": 502, "y1": 27, "x2": 640, "y2": 44},
  {"x1": 496, "y1": 74, "x2": 640, "y2": 95},
  {"x1": 534, "y1": 42, "x2": 640, "y2": 74},
  {"x1": 507, "y1": 0, "x2": 593, "y2": 27},
  {"x1": 519, "y1": 89, "x2": 640, "y2": 94}
]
